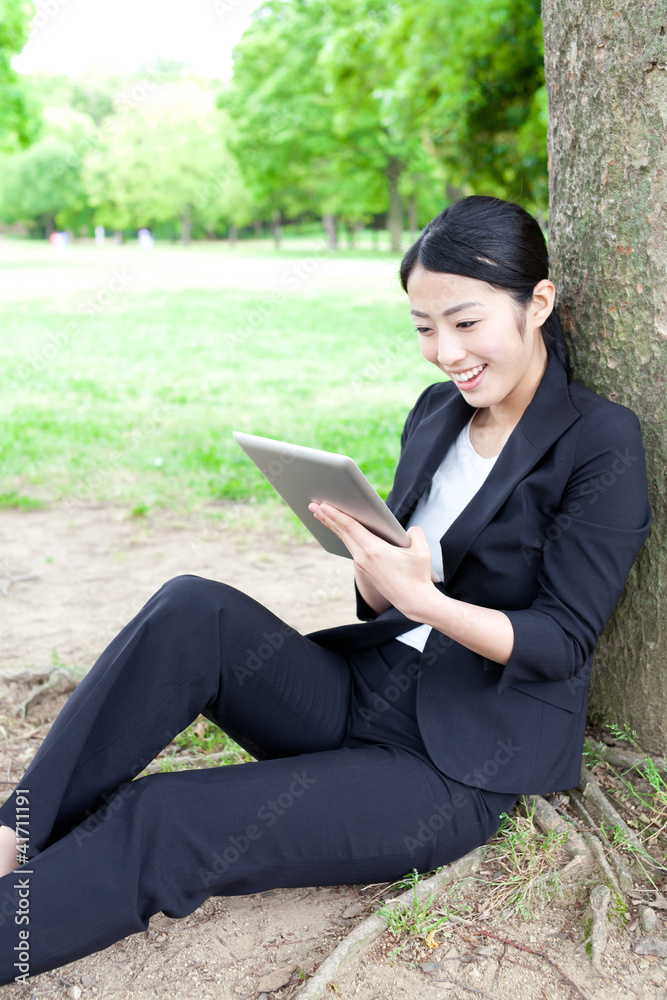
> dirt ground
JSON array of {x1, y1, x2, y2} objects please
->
[{"x1": 1, "y1": 504, "x2": 666, "y2": 1000}]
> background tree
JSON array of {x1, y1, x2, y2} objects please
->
[
  {"x1": 542, "y1": 0, "x2": 667, "y2": 750},
  {"x1": 83, "y1": 80, "x2": 231, "y2": 241},
  {"x1": 0, "y1": 135, "x2": 88, "y2": 235},
  {"x1": 0, "y1": 0, "x2": 39, "y2": 151},
  {"x1": 385, "y1": 0, "x2": 548, "y2": 212}
]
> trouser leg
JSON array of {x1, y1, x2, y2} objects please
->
[
  {"x1": 0, "y1": 575, "x2": 352, "y2": 858},
  {"x1": 0, "y1": 743, "x2": 515, "y2": 986}
]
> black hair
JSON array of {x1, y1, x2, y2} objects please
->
[{"x1": 399, "y1": 195, "x2": 572, "y2": 381}]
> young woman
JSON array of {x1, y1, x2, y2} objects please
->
[{"x1": 0, "y1": 196, "x2": 652, "y2": 985}]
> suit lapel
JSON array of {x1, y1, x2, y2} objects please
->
[
  {"x1": 387, "y1": 392, "x2": 475, "y2": 526},
  {"x1": 438, "y1": 353, "x2": 580, "y2": 585},
  {"x1": 307, "y1": 352, "x2": 580, "y2": 652}
]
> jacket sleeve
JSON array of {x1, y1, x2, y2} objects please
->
[
  {"x1": 355, "y1": 382, "x2": 438, "y2": 622},
  {"x1": 497, "y1": 405, "x2": 653, "y2": 694}
]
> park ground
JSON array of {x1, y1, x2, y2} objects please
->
[{"x1": 0, "y1": 240, "x2": 666, "y2": 1000}]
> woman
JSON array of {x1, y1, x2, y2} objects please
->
[{"x1": 0, "y1": 196, "x2": 652, "y2": 985}]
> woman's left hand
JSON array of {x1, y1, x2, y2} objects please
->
[{"x1": 308, "y1": 502, "x2": 437, "y2": 621}]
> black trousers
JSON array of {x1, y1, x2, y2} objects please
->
[{"x1": 0, "y1": 575, "x2": 517, "y2": 985}]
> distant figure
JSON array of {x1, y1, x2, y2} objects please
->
[
  {"x1": 138, "y1": 228, "x2": 154, "y2": 252},
  {"x1": 95, "y1": 225, "x2": 105, "y2": 246},
  {"x1": 50, "y1": 231, "x2": 68, "y2": 255}
]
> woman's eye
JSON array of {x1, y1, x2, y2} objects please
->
[
  {"x1": 456, "y1": 321, "x2": 477, "y2": 330},
  {"x1": 415, "y1": 327, "x2": 432, "y2": 335}
]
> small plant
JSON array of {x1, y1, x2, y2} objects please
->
[
  {"x1": 483, "y1": 797, "x2": 570, "y2": 920},
  {"x1": 378, "y1": 870, "x2": 452, "y2": 956},
  {"x1": 157, "y1": 717, "x2": 253, "y2": 771}
]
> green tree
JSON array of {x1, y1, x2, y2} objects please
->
[
  {"x1": 385, "y1": 0, "x2": 548, "y2": 211},
  {"x1": 0, "y1": 135, "x2": 88, "y2": 234},
  {"x1": 0, "y1": 0, "x2": 39, "y2": 150},
  {"x1": 83, "y1": 80, "x2": 235, "y2": 240}
]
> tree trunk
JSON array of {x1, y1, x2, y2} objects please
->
[
  {"x1": 322, "y1": 213, "x2": 337, "y2": 250},
  {"x1": 181, "y1": 206, "x2": 192, "y2": 245},
  {"x1": 228, "y1": 223, "x2": 237, "y2": 246},
  {"x1": 254, "y1": 219, "x2": 262, "y2": 239},
  {"x1": 273, "y1": 208, "x2": 282, "y2": 250},
  {"x1": 386, "y1": 157, "x2": 404, "y2": 252},
  {"x1": 543, "y1": 0, "x2": 667, "y2": 752},
  {"x1": 408, "y1": 194, "x2": 418, "y2": 239}
]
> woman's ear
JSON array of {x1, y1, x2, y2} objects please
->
[{"x1": 531, "y1": 279, "x2": 556, "y2": 326}]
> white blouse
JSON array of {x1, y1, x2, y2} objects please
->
[{"x1": 394, "y1": 413, "x2": 499, "y2": 651}]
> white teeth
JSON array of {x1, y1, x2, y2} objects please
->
[{"x1": 452, "y1": 364, "x2": 486, "y2": 382}]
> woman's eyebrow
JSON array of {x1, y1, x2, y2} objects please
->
[{"x1": 410, "y1": 301, "x2": 485, "y2": 318}]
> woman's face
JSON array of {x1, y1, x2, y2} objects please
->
[{"x1": 406, "y1": 265, "x2": 552, "y2": 413}]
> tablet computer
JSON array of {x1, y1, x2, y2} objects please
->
[{"x1": 232, "y1": 431, "x2": 410, "y2": 559}]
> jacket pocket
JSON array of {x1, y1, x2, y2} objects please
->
[{"x1": 505, "y1": 672, "x2": 589, "y2": 714}]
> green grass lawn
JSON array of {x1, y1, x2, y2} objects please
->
[{"x1": 0, "y1": 241, "x2": 443, "y2": 536}]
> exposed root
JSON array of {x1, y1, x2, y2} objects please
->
[
  {"x1": 0, "y1": 666, "x2": 80, "y2": 719},
  {"x1": 453, "y1": 918, "x2": 593, "y2": 1000},
  {"x1": 292, "y1": 848, "x2": 483, "y2": 999},
  {"x1": 567, "y1": 791, "x2": 633, "y2": 893},
  {"x1": 587, "y1": 883, "x2": 611, "y2": 971},
  {"x1": 587, "y1": 739, "x2": 667, "y2": 777},
  {"x1": 527, "y1": 794, "x2": 590, "y2": 867},
  {"x1": 1, "y1": 575, "x2": 40, "y2": 599},
  {"x1": 579, "y1": 766, "x2": 648, "y2": 864}
]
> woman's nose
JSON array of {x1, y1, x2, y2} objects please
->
[{"x1": 436, "y1": 332, "x2": 467, "y2": 368}]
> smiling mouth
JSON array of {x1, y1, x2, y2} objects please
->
[{"x1": 450, "y1": 364, "x2": 487, "y2": 383}]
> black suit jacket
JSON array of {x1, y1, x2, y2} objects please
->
[{"x1": 306, "y1": 351, "x2": 653, "y2": 794}]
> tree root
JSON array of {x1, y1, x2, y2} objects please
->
[
  {"x1": 587, "y1": 884, "x2": 611, "y2": 972},
  {"x1": 579, "y1": 766, "x2": 649, "y2": 864},
  {"x1": 587, "y1": 739, "x2": 667, "y2": 777},
  {"x1": 453, "y1": 918, "x2": 593, "y2": 1000},
  {"x1": 292, "y1": 848, "x2": 483, "y2": 999},
  {"x1": 0, "y1": 666, "x2": 81, "y2": 719},
  {"x1": 567, "y1": 791, "x2": 633, "y2": 893},
  {"x1": 527, "y1": 793, "x2": 591, "y2": 868}
]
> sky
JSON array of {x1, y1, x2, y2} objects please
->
[{"x1": 12, "y1": 0, "x2": 266, "y2": 79}]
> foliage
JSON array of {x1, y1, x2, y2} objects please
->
[
  {"x1": 0, "y1": 0, "x2": 39, "y2": 150},
  {"x1": 0, "y1": 135, "x2": 89, "y2": 233},
  {"x1": 82, "y1": 80, "x2": 244, "y2": 237},
  {"x1": 0, "y1": 1, "x2": 548, "y2": 233},
  {"x1": 383, "y1": 0, "x2": 547, "y2": 211}
]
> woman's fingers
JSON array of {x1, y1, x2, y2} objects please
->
[{"x1": 308, "y1": 502, "x2": 364, "y2": 557}]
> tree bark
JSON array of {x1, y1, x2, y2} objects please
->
[
  {"x1": 542, "y1": 0, "x2": 667, "y2": 751},
  {"x1": 408, "y1": 193, "x2": 418, "y2": 239}
]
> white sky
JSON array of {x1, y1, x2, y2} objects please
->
[{"x1": 12, "y1": 0, "x2": 266, "y2": 79}]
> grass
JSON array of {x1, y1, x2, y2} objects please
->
[
  {"x1": 482, "y1": 797, "x2": 570, "y2": 920},
  {"x1": 0, "y1": 241, "x2": 439, "y2": 534},
  {"x1": 583, "y1": 725, "x2": 667, "y2": 880},
  {"x1": 155, "y1": 717, "x2": 253, "y2": 772}
]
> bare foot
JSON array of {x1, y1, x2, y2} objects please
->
[{"x1": 0, "y1": 824, "x2": 20, "y2": 877}]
